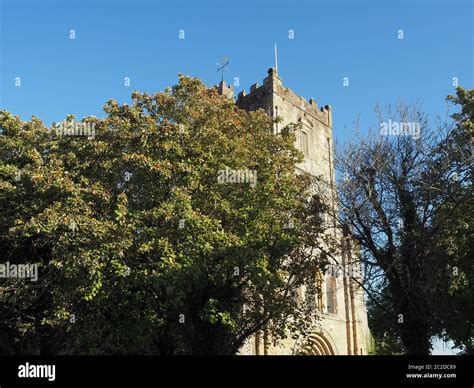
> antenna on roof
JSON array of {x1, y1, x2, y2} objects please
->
[
  {"x1": 216, "y1": 56, "x2": 230, "y2": 83},
  {"x1": 274, "y1": 43, "x2": 278, "y2": 72}
]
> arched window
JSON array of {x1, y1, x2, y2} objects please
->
[
  {"x1": 316, "y1": 271, "x2": 323, "y2": 310},
  {"x1": 306, "y1": 270, "x2": 323, "y2": 310},
  {"x1": 307, "y1": 194, "x2": 326, "y2": 225},
  {"x1": 326, "y1": 275, "x2": 337, "y2": 314},
  {"x1": 300, "y1": 129, "x2": 309, "y2": 156}
]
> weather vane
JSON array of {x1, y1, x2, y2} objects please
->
[{"x1": 216, "y1": 56, "x2": 230, "y2": 83}]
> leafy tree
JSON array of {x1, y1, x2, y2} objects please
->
[
  {"x1": 367, "y1": 287, "x2": 405, "y2": 355},
  {"x1": 0, "y1": 75, "x2": 325, "y2": 355},
  {"x1": 435, "y1": 88, "x2": 474, "y2": 354},
  {"x1": 332, "y1": 96, "x2": 472, "y2": 355}
]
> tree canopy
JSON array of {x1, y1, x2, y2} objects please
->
[
  {"x1": 333, "y1": 88, "x2": 473, "y2": 355},
  {"x1": 0, "y1": 75, "x2": 326, "y2": 355}
]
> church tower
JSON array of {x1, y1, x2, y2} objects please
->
[
  {"x1": 218, "y1": 69, "x2": 372, "y2": 355},
  {"x1": 236, "y1": 68, "x2": 333, "y2": 185}
]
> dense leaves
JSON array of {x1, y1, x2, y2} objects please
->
[{"x1": 0, "y1": 76, "x2": 325, "y2": 354}]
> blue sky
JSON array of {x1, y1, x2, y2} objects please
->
[
  {"x1": 1, "y1": 0, "x2": 472, "y2": 145},
  {"x1": 0, "y1": 0, "x2": 471, "y2": 355}
]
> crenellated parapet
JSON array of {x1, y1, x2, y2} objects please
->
[
  {"x1": 235, "y1": 68, "x2": 332, "y2": 128},
  {"x1": 216, "y1": 80, "x2": 234, "y2": 99}
]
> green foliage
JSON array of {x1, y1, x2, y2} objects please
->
[
  {"x1": 367, "y1": 286, "x2": 405, "y2": 355},
  {"x1": 435, "y1": 87, "x2": 474, "y2": 354},
  {"x1": 0, "y1": 76, "x2": 323, "y2": 354},
  {"x1": 337, "y1": 88, "x2": 473, "y2": 354}
]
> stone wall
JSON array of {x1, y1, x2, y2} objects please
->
[{"x1": 218, "y1": 69, "x2": 371, "y2": 355}]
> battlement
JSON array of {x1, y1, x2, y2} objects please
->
[
  {"x1": 216, "y1": 80, "x2": 235, "y2": 99},
  {"x1": 235, "y1": 68, "x2": 332, "y2": 128}
]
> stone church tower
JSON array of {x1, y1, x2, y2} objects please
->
[{"x1": 218, "y1": 68, "x2": 372, "y2": 355}]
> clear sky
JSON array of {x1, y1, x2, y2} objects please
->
[
  {"x1": 0, "y1": 0, "x2": 471, "y2": 355},
  {"x1": 1, "y1": 0, "x2": 473, "y2": 144}
]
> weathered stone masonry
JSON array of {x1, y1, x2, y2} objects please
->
[{"x1": 218, "y1": 68, "x2": 372, "y2": 355}]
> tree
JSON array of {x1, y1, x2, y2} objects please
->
[
  {"x1": 0, "y1": 75, "x2": 325, "y2": 355},
  {"x1": 332, "y1": 97, "x2": 472, "y2": 355},
  {"x1": 435, "y1": 87, "x2": 473, "y2": 354}
]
